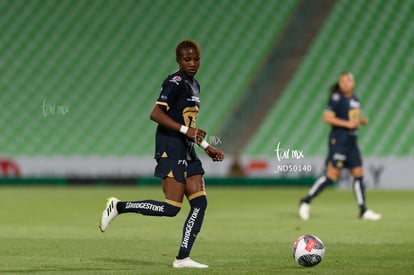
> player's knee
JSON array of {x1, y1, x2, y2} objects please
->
[
  {"x1": 164, "y1": 203, "x2": 181, "y2": 217},
  {"x1": 351, "y1": 167, "x2": 363, "y2": 178},
  {"x1": 326, "y1": 162, "x2": 339, "y2": 180},
  {"x1": 326, "y1": 166, "x2": 340, "y2": 181},
  {"x1": 190, "y1": 195, "x2": 207, "y2": 210},
  {"x1": 326, "y1": 171, "x2": 339, "y2": 181}
]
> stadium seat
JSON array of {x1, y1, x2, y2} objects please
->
[
  {"x1": 0, "y1": 0, "x2": 298, "y2": 157},
  {"x1": 244, "y1": 0, "x2": 414, "y2": 157}
]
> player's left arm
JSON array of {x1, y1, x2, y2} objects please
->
[{"x1": 194, "y1": 131, "x2": 224, "y2": 161}]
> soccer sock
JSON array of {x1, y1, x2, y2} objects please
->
[
  {"x1": 301, "y1": 176, "x2": 334, "y2": 204},
  {"x1": 177, "y1": 195, "x2": 207, "y2": 259},
  {"x1": 116, "y1": 200, "x2": 181, "y2": 217},
  {"x1": 352, "y1": 176, "x2": 367, "y2": 215}
]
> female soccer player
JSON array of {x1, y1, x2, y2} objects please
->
[
  {"x1": 99, "y1": 40, "x2": 224, "y2": 268},
  {"x1": 299, "y1": 72, "x2": 381, "y2": 221}
]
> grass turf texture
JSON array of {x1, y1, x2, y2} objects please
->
[{"x1": 1, "y1": 186, "x2": 413, "y2": 274}]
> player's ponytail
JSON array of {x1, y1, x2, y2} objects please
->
[
  {"x1": 329, "y1": 72, "x2": 352, "y2": 94},
  {"x1": 329, "y1": 82, "x2": 340, "y2": 94}
]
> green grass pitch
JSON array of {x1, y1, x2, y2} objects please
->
[{"x1": 1, "y1": 185, "x2": 413, "y2": 274}]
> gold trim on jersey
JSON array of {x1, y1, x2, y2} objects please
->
[
  {"x1": 165, "y1": 199, "x2": 183, "y2": 208},
  {"x1": 167, "y1": 170, "x2": 174, "y2": 178},
  {"x1": 188, "y1": 191, "x2": 206, "y2": 200},
  {"x1": 161, "y1": 152, "x2": 168, "y2": 158},
  {"x1": 324, "y1": 109, "x2": 335, "y2": 116},
  {"x1": 156, "y1": 101, "x2": 170, "y2": 111}
]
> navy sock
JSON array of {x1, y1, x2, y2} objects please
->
[
  {"x1": 116, "y1": 200, "x2": 180, "y2": 217},
  {"x1": 177, "y1": 195, "x2": 207, "y2": 259},
  {"x1": 301, "y1": 176, "x2": 334, "y2": 204},
  {"x1": 353, "y1": 177, "x2": 367, "y2": 215}
]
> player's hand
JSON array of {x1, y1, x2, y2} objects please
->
[
  {"x1": 360, "y1": 117, "x2": 368, "y2": 125},
  {"x1": 205, "y1": 146, "x2": 224, "y2": 162},
  {"x1": 186, "y1": 128, "x2": 206, "y2": 143}
]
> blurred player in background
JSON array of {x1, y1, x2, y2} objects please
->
[
  {"x1": 299, "y1": 72, "x2": 381, "y2": 221},
  {"x1": 100, "y1": 40, "x2": 224, "y2": 268}
]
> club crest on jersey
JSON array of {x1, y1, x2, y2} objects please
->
[{"x1": 169, "y1": 75, "x2": 182, "y2": 85}]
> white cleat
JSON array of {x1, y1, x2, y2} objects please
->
[
  {"x1": 361, "y1": 209, "x2": 382, "y2": 221},
  {"x1": 299, "y1": 202, "x2": 311, "y2": 220},
  {"x1": 99, "y1": 197, "x2": 120, "y2": 232},
  {"x1": 173, "y1": 257, "x2": 208, "y2": 268}
]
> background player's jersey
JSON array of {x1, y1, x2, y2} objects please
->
[
  {"x1": 326, "y1": 91, "x2": 361, "y2": 145},
  {"x1": 154, "y1": 71, "x2": 201, "y2": 159}
]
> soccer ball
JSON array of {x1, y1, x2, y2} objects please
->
[{"x1": 292, "y1": 234, "x2": 325, "y2": 267}]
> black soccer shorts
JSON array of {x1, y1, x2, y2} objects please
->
[{"x1": 154, "y1": 157, "x2": 205, "y2": 184}]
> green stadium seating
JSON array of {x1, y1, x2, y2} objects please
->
[
  {"x1": 0, "y1": 0, "x2": 298, "y2": 156},
  {"x1": 244, "y1": 0, "x2": 414, "y2": 157},
  {"x1": 2, "y1": 0, "x2": 411, "y2": 159}
]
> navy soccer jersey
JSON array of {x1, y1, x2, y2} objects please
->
[
  {"x1": 153, "y1": 71, "x2": 204, "y2": 183},
  {"x1": 156, "y1": 71, "x2": 201, "y2": 132},
  {"x1": 325, "y1": 91, "x2": 362, "y2": 169},
  {"x1": 326, "y1": 91, "x2": 361, "y2": 144}
]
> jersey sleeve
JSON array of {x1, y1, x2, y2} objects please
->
[
  {"x1": 325, "y1": 92, "x2": 341, "y2": 115},
  {"x1": 155, "y1": 75, "x2": 182, "y2": 111}
]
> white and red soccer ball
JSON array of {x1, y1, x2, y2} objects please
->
[{"x1": 292, "y1": 234, "x2": 325, "y2": 267}]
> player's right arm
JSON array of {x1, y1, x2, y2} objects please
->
[
  {"x1": 151, "y1": 75, "x2": 206, "y2": 141},
  {"x1": 150, "y1": 104, "x2": 181, "y2": 131},
  {"x1": 150, "y1": 104, "x2": 206, "y2": 142},
  {"x1": 323, "y1": 110, "x2": 358, "y2": 129}
]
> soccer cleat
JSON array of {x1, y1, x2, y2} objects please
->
[
  {"x1": 299, "y1": 202, "x2": 311, "y2": 220},
  {"x1": 99, "y1": 197, "x2": 120, "y2": 232},
  {"x1": 361, "y1": 209, "x2": 382, "y2": 221},
  {"x1": 173, "y1": 257, "x2": 208, "y2": 268}
]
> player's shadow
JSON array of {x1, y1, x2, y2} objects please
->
[
  {"x1": 98, "y1": 257, "x2": 171, "y2": 268},
  {"x1": 99, "y1": 257, "x2": 166, "y2": 266}
]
